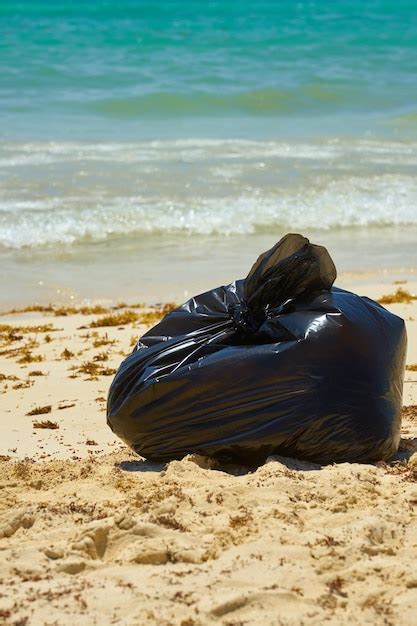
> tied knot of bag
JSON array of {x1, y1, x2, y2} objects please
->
[{"x1": 229, "y1": 302, "x2": 263, "y2": 335}]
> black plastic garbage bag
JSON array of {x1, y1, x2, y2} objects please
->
[{"x1": 107, "y1": 234, "x2": 407, "y2": 465}]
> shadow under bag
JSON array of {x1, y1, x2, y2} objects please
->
[{"x1": 107, "y1": 234, "x2": 407, "y2": 465}]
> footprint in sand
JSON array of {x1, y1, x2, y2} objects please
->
[
  {"x1": 66, "y1": 513, "x2": 216, "y2": 568},
  {"x1": 70, "y1": 520, "x2": 111, "y2": 560},
  {"x1": 0, "y1": 507, "x2": 35, "y2": 539}
]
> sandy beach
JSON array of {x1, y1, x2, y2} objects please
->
[
  {"x1": 0, "y1": 277, "x2": 416, "y2": 626},
  {"x1": 2, "y1": 2, "x2": 417, "y2": 624}
]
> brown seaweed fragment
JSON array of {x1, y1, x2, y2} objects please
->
[
  {"x1": 33, "y1": 420, "x2": 59, "y2": 429},
  {"x1": 89, "y1": 311, "x2": 140, "y2": 328},
  {"x1": 26, "y1": 405, "x2": 52, "y2": 416},
  {"x1": 378, "y1": 288, "x2": 417, "y2": 304}
]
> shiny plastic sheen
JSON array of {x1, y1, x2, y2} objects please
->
[{"x1": 107, "y1": 234, "x2": 406, "y2": 465}]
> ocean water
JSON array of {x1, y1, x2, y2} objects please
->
[{"x1": 1, "y1": 1, "x2": 417, "y2": 306}]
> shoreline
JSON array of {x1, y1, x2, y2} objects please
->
[{"x1": 1, "y1": 257, "x2": 417, "y2": 313}]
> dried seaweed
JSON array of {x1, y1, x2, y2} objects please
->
[
  {"x1": 0, "y1": 323, "x2": 57, "y2": 335},
  {"x1": 378, "y1": 288, "x2": 417, "y2": 304},
  {"x1": 61, "y1": 348, "x2": 75, "y2": 360},
  {"x1": 17, "y1": 350, "x2": 43, "y2": 364},
  {"x1": 92, "y1": 333, "x2": 116, "y2": 348},
  {"x1": 32, "y1": 420, "x2": 59, "y2": 429},
  {"x1": 72, "y1": 361, "x2": 116, "y2": 377},
  {"x1": 402, "y1": 405, "x2": 417, "y2": 421},
  {"x1": 89, "y1": 311, "x2": 140, "y2": 328},
  {"x1": 139, "y1": 303, "x2": 177, "y2": 326},
  {"x1": 13, "y1": 380, "x2": 34, "y2": 390},
  {"x1": 26, "y1": 405, "x2": 52, "y2": 416},
  {"x1": 0, "y1": 373, "x2": 19, "y2": 381}
]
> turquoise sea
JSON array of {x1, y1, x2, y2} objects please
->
[{"x1": 1, "y1": 0, "x2": 417, "y2": 305}]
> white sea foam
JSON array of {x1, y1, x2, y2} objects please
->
[
  {"x1": 1, "y1": 174, "x2": 417, "y2": 249},
  {"x1": 1, "y1": 138, "x2": 417, "y2": 249},
  {"x1": 2, "y1": 138, "x2": 417, "y2": 167}
]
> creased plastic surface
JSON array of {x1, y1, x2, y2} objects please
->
[{"x1": 107, "y1": 234, "x2": 406, "y2": 465}]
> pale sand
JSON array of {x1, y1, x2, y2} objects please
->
[{"x1": 0, "y1": 279, "x2": 416, "y2": 626}]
